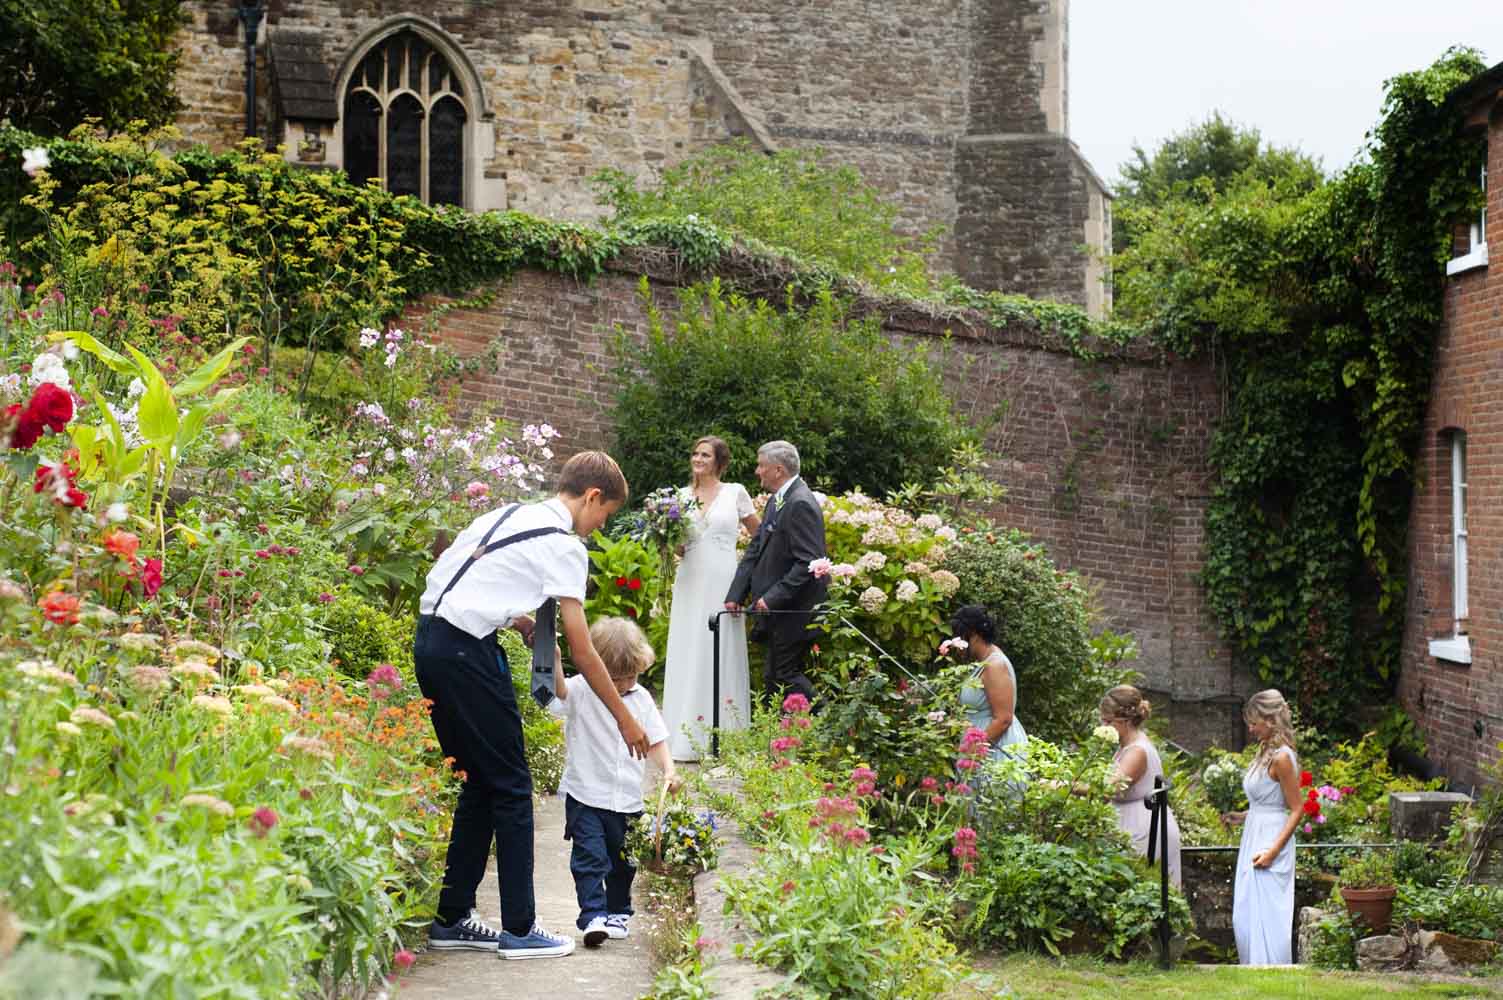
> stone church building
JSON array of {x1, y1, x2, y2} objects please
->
[{"x1": 173, "y1": 0, "x2": 1112, "y2": 316}]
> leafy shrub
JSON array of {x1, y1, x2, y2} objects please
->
[
  {"x1": 1307, "y1": 909, "x2": 1362, "y2": 970},
  {"x1": 1395, "y1": 878, "x2": 1503, "y2": 941},
  {"x1": 0, "y1": 1, "x2": 188, "y2": 135},
  {"x1": 323, "y1": 589, "x2": 415, "y2": 686},
  {"x1": 811, "y1": 665, "x2": 971, "y2": 833},
  {"x1": 812, "y1": 489, "x2": 960, "y2": 667},
  {"x1": 610, "y1": 280, "x2": 974, "y2": 500},
  {"x1": 724, "y1": 830, "x2": 964, "y2": 998},
  {"x1": 593, "y1": 141, "x2": 937, "y2": 295},
  {"x1": 958, "y1": 833, "x2": 1192, "y2": 959},
  {"x1": 946, "y1": 529, "x2": 1131, "y2": 742},
  {"x1": 974, "y1": 736, "x2": 1129, "y2": 852}
]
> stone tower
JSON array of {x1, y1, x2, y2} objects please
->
[{"x1": 173, "y1": 0, "x2": 1110, "y2": 314}]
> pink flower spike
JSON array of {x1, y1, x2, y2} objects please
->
[
  {"x1": 781, "y1": 692, "x2": 810, "y2": 715},
  {"x1": 393, "y1": 949, "x2": 416, "y2": 973}
]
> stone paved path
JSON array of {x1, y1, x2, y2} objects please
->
[{"x1": 395, "y1": 792, "x2": 658, "y2": 1000}]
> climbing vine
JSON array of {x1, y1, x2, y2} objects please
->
[{"x1": 1114, "y1": 47, "x2": 1488, "y2": 724}]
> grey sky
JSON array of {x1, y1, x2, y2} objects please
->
[{"x1": 1069, "y1": 2, "x2": 1503, "y2": 187}]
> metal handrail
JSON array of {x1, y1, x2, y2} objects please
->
[{"x1": 705, "y1": 607, "x2": 939, "y2": 756}]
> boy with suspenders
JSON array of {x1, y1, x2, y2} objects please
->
[{"x1": 414, "y1": 451, "x2": 649, "y2": 960}]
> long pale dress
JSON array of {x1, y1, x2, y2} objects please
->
[
  {"x1": 1233, "y1": 745, "x2": 1297, "y2": 965},
  {"x1": 958, "y1": 650, "x2": 1027, "y2": 755},
  {"x1": 1112, "y1": 733, "x2": 1182, "y2": 887},
  {"x1": 660, "y1": 483, "x2": 754, "y2": 761}
]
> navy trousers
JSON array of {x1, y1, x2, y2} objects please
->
[
  {"x1": 414, "y1": 615, "x2": 535, "y2": 934},
  {"x1": 563, "y1": 794, "x2": 637, "y2": 928}
]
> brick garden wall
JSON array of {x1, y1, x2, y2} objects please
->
[
  {"x1": 406, "y1": 257, "x2": 1248, "y2": 748},
  {"x1": 1398, "y1": 114, "x2": 1503, "y2": 790}
]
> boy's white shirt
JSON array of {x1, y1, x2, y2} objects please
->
[
  {"x1": 551, "y1": 674, "x2": 668, "y2": 813},
  {"x1": 417, "y1": 498, "x2": 585, "y2": 639}
]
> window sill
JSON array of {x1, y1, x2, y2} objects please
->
[
  {"x1": 1428, "y1": 635, "x2": 1472, "y2": 664},
  {"x1": 1446, "y1": 244, "x2": 1488, "y2": 276}
]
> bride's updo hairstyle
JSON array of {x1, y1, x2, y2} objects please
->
[
  {"x1": 1244, "y1": 688, "x2": 1296, "y2": 769},
  {"x1": 1099, "y1": 685, "x2": 1151, "y2": 727},
  {"x1": 949, "y1": 604, "x2": 996, "y2": 644},
  {"x1": 692, "y1": 435, "x2": 731, "y2": 477}
]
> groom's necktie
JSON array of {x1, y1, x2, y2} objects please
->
[{"x1": 763, "y1": 494, "x2": 779, "y2": 531}]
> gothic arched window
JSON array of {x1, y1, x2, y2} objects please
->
[{"x1": 341, "y1": 28, "x2": 468, "y2": 206}]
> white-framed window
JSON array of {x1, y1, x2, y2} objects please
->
[
  {"x1": 1447, "y1": 157, "x2": 1488, "y2": 275},
  {"x1": 1430, "y1": 431, "x2": 1472, "y2": 663}
]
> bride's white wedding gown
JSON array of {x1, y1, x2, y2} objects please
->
[{"x1": 661, "y1": 482, "x2": 753, "y2": 761}]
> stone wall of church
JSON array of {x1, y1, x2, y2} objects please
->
[
  {"x1": 402, "y1": 257, "x2": 1245, "y2": 748},
  {"x1": 173, "y1": 0, "x2": 1102, "y2": 310}
]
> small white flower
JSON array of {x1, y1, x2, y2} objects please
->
[
  {"x1": 358, "y1": 327, "x2": 380, "y2": 349},
  {"x1": 1092, "y1": 724, "x2": 1120, "y2": 744},
  {"x1": 127, "y1": 377, "x2": 146, "y2": 399},
  {"x1": 61, "y1": 339, "x2": 79, "y2": 361},
  {"x1": 105, "y1": 502, "x2": 129, "y2": 523},
  {"x1": 21, "y1": 147, "x2": 50, "y2": 177}
]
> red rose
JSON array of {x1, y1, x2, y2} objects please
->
[
  {"x1": 1301, "y1": 799, "x2": 1320, "y2": 816},
  {"x1": 1299, "y1": 770, "x2": 1313, "y2": 788},
  {"x1": 26, "y1": 382, "x2": 74, "y2": 433},
  {"x1": 626, "y1": 607, "x2": 638, "y2": 617},
  {"x1": 6, "y1": 403, "x2": 42, "y2": 450},
  {"x1": 614, "y1": 576, "x2": 628, "y2": 588},
  {"x1": 140, "y1": 558, "x2": 163, "y2": 598},
  {"x1": 627, "y1": 578, "x2": 642, "y2": 591}
]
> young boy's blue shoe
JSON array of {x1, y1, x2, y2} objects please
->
[
  {"x1": 428, "y1": 910, "x2": 501, "y2": 951},
  {"x1": 497, "y1": 923, "x2": 575, "y2": 960}
]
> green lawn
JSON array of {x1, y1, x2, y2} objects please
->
[{"x1": 966, "y1": 955, "x2": 1503, "y2": 999}]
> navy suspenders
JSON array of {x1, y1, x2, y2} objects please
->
[{"x1": 430, "y1": 503, "x2": 569, "y2": 617}]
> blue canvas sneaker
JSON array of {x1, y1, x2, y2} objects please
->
[
  {"x1": 428, "y1": 910, "x2": 502, "y2": 951},
  {"x1": 497, "y1": 923, "x2": 575, "y2": 960}
]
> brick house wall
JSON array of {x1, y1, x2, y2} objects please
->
[
  {"x1": 404, "y1": 255, "x2": 1246, "y2": 748},
  {"x1": 1398, "y1": 70, "x2": 1503, "y2": 789},
  {"x1": 173, "y1": 0, "x2": 1110, "y2": 313}
]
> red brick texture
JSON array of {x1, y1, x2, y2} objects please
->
[
  {"x1": 407, "y1": 260, "x2": 1249, "y2": 747},
  {"x1": 1399, "y1": 112, "x2": 1503, "y2": 789}
]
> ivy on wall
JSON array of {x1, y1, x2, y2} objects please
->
[{"x1": 1113, "y1": 48, "x2": 1488, "y2": 724}]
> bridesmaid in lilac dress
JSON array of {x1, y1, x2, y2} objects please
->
[
  {"x1": 1101, "y1": 685, "x2": 1181, "y2": 887},
  {"x1": 1225, "y1": 689, "x2": 1302, "y2": 965}
]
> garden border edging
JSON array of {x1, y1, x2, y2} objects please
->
[{"x1": 691, "y1": 770, "x2": 797, "y2": 998}]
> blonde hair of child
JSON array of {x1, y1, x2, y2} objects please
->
[{"x1": 589, "y1": 616, "x2": 655, "y2": 681}]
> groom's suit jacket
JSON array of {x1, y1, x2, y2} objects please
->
[{"x1": 725, "y1": 477, "x2": 829, "y2": 642}]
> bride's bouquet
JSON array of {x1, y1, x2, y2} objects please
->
[{"x1": 630, "y1": 486, "x2": 699, "y2": 553}]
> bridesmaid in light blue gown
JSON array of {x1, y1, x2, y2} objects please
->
[
  {"x1": 1226, "y1": 689, "x2": 1302, "y2": 965},
  {"x1": 951, "y1": 605, "x2": 1027, "y2": 756}
]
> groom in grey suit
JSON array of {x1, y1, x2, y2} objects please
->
[{"x1": 724, "y1": 440, "x2": 828, "y2": 701}]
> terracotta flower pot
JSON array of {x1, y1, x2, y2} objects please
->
[{"x1": 1339, "y1": 885, "x2": 1397, "y2": 935}]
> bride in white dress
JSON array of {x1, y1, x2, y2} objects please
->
[
  {"x1": 1226, "y1": 689, "x2": 1302, "y2": 965},
  {"x1": 661, "y1": 436, "x2": 761, "y2": 761}
]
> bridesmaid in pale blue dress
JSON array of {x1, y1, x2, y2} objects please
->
[
  {"x1": 951, "y1": 605, "x2": 1027, "y2": 756},
  {"x1": 1225, "y1": 689, "x2": 1302, "y2": 965}
]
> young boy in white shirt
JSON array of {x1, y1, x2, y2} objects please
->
[
  {"x1": 551, "y1": 616, "x2": 679, "y2": 947},
  {"x1": 415, "y1": 452, "x2": 649, "y2": 960}
]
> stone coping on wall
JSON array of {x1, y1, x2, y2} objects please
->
[{"x1": 600, "y1": 245, "x2": 1168, "y2": 366}]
